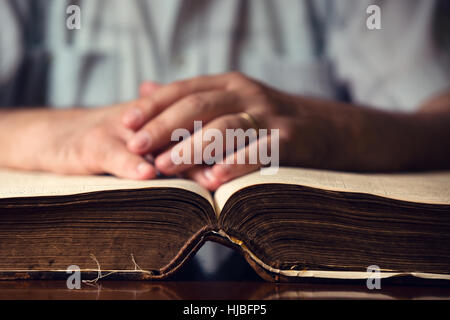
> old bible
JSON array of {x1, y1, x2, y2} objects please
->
[{"x1": 0, "y1": 167, "x2": 449, "y2": 282}]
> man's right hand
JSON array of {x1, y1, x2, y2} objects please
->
[{"x1": 0, "y1": 102, "x2": 156, "y2": 180}]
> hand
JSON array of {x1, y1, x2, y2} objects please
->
[
  {"x1": 123, "y1": 74, "x2": 450, "y2": 191},
  {"x1": 0, "y1": 103, "x2": 158, "y2": 180},
  {"x1": 122, "y1": 72, "x2": 323, "y2": 190}
]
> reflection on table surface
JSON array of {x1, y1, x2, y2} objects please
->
[{"x1": 1, "y1": 281, "x2": 450, "y2": 300}]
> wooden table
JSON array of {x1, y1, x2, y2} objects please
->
[{"x1": 1, "y1": 281, "x2": 449, "y2": 300}]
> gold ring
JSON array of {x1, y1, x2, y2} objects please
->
[{"x1": 237, "y1": 112, "x2": 259, "y2": 132}]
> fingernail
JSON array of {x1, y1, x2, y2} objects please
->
[
  {"x1": 155, "y1": 153, "x2": 173, "y2": 170},
  {"x1": 204, "y1": 169, "x2": 217, "y2": 182},
  {"x1": 213, "y1": 165, "x2": 230, "y2": 182},
  {"x1": 137, "y1": 162, "x2": 152, "y2": 175},
  {"x1": 129, "y1": 131, "x2": 151, "y2": 151},
  {"x1": 123, "y1": 108, "x2": 142, "y2": 127}
]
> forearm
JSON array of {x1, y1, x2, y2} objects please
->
[
  {"x1": 0, "y1": 108, "x2": 87, "y2": 170},
  {"x1": 298, "y1": 93, "x2": 450, "y2": 172},
  {"x1": 0, "y1": 104, "x2": 155, "y2": 179}
]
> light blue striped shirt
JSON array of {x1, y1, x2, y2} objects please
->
[
  {"x1": 0, "y1": 0, "x2": 449, "y2": 277},
  {"x1": 1, "y1": 0, "x2": 448, "y2": 111}
]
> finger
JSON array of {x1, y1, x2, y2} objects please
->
[
  {"x1": 98, "y1": 138, "x2": 157, "y2": 180},
  {"x1": 154, "y1": 112, "x2": 258, "y2": 176},
  {"x1": 127, "y1": 90, "x2": 241, "y2": 155},
  {"x1": 139, "y1": 81, "x2": 162, "y2": 98},
  {"x1": 121, "y1": 97, "x2": 153, "y2": 129},
  {"x1": 120, "y1": 82, "x2": 161, "y2": 128},
  {"x1": 122, "y1": 72, "x2": 245, "y2": 129},
  {"x1": 181, "y1": 166, "x2": 222, "y2": 191},
  {"x1": 210, "y1": 134, "x2": 277, "y2": 186}
]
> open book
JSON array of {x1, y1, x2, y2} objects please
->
[{"x1": 0, "y1": 167, "x2": 449, "y2": 282}]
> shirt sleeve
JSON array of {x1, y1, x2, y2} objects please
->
[{"x1": 327, "y1": 0, "x2": 450, "y2": 112}]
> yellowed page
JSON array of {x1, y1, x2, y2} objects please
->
[
  {"x1": 217, "y1": 229, "x2": 450, "y2": 281},
  {"x1": 0, "y1": 169, "x2": 213, "y2": 206},
  {"x1": 214, "y1": 167, "x2": 450, "y2": 213}
]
